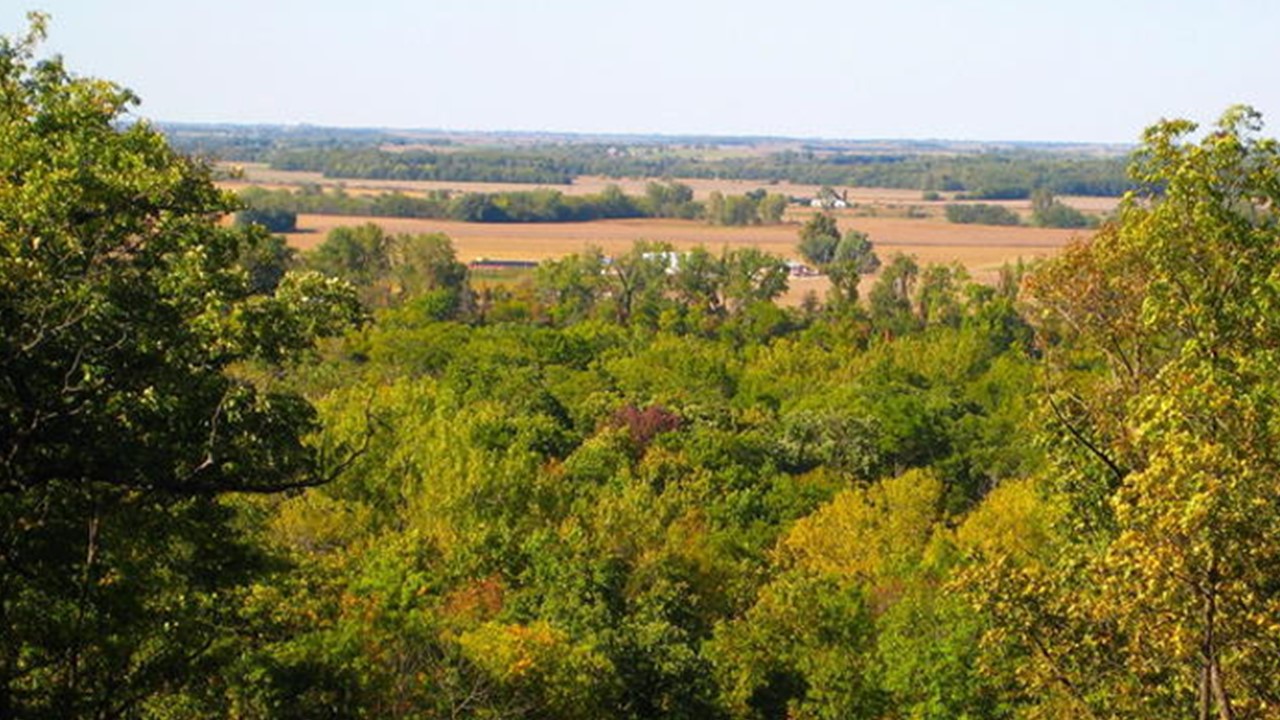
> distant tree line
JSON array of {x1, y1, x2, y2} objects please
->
[
  {"x1": 705, "y1": 188, "x2": 789, "y2": 225},
  {"x1": 943, "y1": 190, "x2": 1099, "y2": 229},
  {"x1": 270, "y1": 147, "x2": 578, "y2": 184},
  {"x1": 944, "y1": 203, "x2": 1022, "y2": 226},
  {"x1": 233, "y1": 206, "x2": 298, "y2": 232},
  {"x1": 162, "y1": 122, "x2": 1133, "y2": 198},
  {"x1": 246, "y1": 145, "x2": 1132, "y2": 197},
  {"x1": 1029, "y1": 187, "x2": 1096, "y2": 228},
  {"x1": 163, "y1": 123, "x2": 409, "y2": 163},
  {"x1": 237, "y1": 182, "x2": 788, "y2": 226}
]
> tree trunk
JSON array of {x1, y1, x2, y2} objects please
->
[
  {"x1": 1199, "y1": 661, "x2": 1211, "y2": 720},
  {"x1": 1202, "y1": 569, "x2": 1235, "y2": 720},
  {"x1": 1210, "y1": 656, "x2": 1235, "y2": 720}
]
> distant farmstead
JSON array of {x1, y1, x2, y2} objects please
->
[{"x1": 809, "y1": 188, "x2": 850, "y2": 210}]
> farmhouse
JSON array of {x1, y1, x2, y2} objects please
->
[{"x1": 810, "y1": 188, "x2": 850, "y2": 209}]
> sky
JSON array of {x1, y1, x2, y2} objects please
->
[{"x1": 4, "y1": 0, "x2": 1279, "y2": 143}]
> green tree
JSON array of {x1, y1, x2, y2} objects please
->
[
  {"x1": 233, "y1": 206, "x2": 298, "y2": 233},
  {"x1": 391, "y1": 231, "x2": 472, "y2": 318},
  {"x1": 797, "y1": 213, "x2": 841, "y2": 266},
  {"x1": 868, "y1": 253, "x2": 919, "y2": 335},
  {"x1": 706, "y1": 191, "x2": 726, "y2": 226},
  {"x1": 721, "y1": 247, "x2": 789, "y2": 315},
  {"x1": 943, "y1": 203, "x2": 1021, "y2": 226},
  {"x1": 708, "y1": 572, "x2": 879, "y2": 720},
  {"x1": 0, "y1": 17, "x2": 361, "y2": 716},
  {"x1": 758, "y1": 193, "x2": 789, "y2": 224},
  {"x1": 915, "y1": 262, "x2": 968, "y2": 328},
  {"x1": 644, "y1": 180, "x2": 696, "y2": 218},
  {"x1": 825, "y1": 230, "x2": 881, "y2": 309},
  {"x1": 448, "y1": 192, "x2": 506, "y2": 222},
  {"x1": 534, "y1": 248, "x2": 609, "y2": 326},
  {"x1": 237, "y1": 232, "x2": 295, "y2": 294},
  {"x1": 594, "y1": 183, "x2": 642, "y2": 218},
  {"x1": 797, "y1": 215, "x2": 879, "y2": 310},
  {"x1": 1030, "y1": 188, "x2": 1094, "y2": 229},
  {"x1": 671, "y1": 245, "x2": 727, "y2": 319},
  {"x1": 710, "y1": 471, "x2": 948, "y2": 720},
  {"x1": 306, "y1": 222, "x2": 393, "y2": 294},
  {"x1": 606, "y1": 241, "x2": 675, "y2": 325}
]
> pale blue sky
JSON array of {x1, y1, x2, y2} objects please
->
[{"x1": 5, "y1": 1, "x2": 1278, "y2": 143}]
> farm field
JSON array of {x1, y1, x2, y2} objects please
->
[
  {"x1": 282, "y1": 211, "x2": 1089, "y2": 304},
  {"x1": 284, "y1": 212, "x2": 1082, "y2": 264},
  {"x1": 223, "y1": 162, "x2": 1119, "y2": 215},
  {"x1": 225, "y1": 162, "x2": 920, "y2": 203},
  {"x1": 237, "y1": 161, "x2": 1100, "y2": 303}
]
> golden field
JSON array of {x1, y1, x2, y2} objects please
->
[
  {"x1": 230, "y1": 163, "x2": 1098, "y2": 303},
  {"x1": 284, "y1": 212, "x2": 1081, "y2": 267},
  {"x1": 224, "y1": 163, "x2": 1118, "y2": 215},
  {"x1": 282, "y1": 211, "x2": 1087, "y2": 304}
]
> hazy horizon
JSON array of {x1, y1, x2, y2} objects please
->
[
  {"x1": 6, "y1": 0, "x2": 1278, "y2": 145},
  {"x1": 159, "y1": 120, "x2": 1140, "y2": 150}
]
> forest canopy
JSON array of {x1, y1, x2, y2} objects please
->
[{"x1": 2, "y1": 15, "x2": 1278, "y2": 720}]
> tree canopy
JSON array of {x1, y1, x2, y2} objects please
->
[
  {"x1": 6, "y1": 14, "x2": 1280, "y2": 720},
  {"x1": 966, "y1": 105, "x2": 1280, "y2": 719},
  {"x1": 797, "y1": 214, "x2": 881, "y2": 311},
  {"x1": 0, "y1": 16, "x2": 359, "y2": 715}
]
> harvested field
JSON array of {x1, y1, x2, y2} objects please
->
[
  {"x1": 222, "y1": 163, "x2": 1116, "y2": 213},
  {"x1": 224, "y1": 164, "x2": 926, "y2": 203},
  {"x1": 240, "y1": 161, "x2": 1100, "y2": 305},
  {"x1": 283, "y1": 213, "x2": 1089, "y2": 304}
]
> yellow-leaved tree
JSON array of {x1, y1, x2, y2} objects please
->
[{"x1": 964, "y1": 106, "x2": 1280, "y2": 719}]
